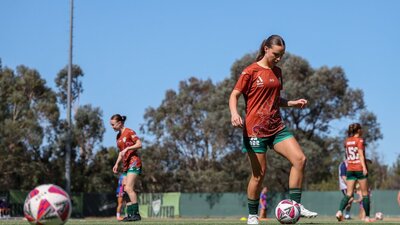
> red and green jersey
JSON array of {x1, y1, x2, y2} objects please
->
[
  {"x1": 117, "y1": 128, "x2": 141, "y2": 172},
  {"x1": 344, "y1": 136, "x2": 365, "y2": 171},
  {"x1": 234, "y1": 63, "x2": 285, "y2": 137}
]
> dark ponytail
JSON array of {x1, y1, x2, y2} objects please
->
[
  {"x1": 111, "y1": 114, "x2": 127, "y2": 123},
  {"x1": 256, "y1": 35, "x2": 286, "y2": 61}
]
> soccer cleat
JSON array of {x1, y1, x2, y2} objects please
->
[
  {"x1": 336, "y1": 211, "x2": 344, "y2": 222},
  {"x1": 299, "y1": 204, "x2": 318, "y2": 218},
  {"x1": 122, "y1": 213, "x2": 141, "y2": 222},
  {"x1": 344, "y1": 214, "x2": 351, "y2": 220},
  {"x1": 247, "y1": 214, "x2": 259, "y2": 225}
]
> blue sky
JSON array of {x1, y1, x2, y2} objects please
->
[{"x1": 1, "y1": 0, "x2": 399, "y2": 165}]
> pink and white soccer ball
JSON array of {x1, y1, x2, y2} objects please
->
[
  {"x1": 275, "y1": 199, "x2": 301, "y2": 224},
  {"x1": 375, "y1": 212, "x2": 384, "y2": 220},
  {"x1": 23, "y1": 184, "x2": 72, "y2": 225}
]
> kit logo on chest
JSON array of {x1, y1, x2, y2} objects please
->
[{"x1": 256, "y1": 76, "x2": 264, "y2": 87}]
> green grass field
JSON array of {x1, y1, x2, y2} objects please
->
[{"x1": 1, "y1": 217, "x2": 400, "y2": 225}]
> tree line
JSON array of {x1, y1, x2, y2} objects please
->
[{"x1": 0, "y1": 53, "x2": 399, "y2": 194}]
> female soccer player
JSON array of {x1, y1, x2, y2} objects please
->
[
  {"x1": 259, "y1": 186, "x2": 268, "y2": 220},
  {"x1": 111, "y1": 114, "x2": 142, "y2": 222},
  {"x1": 336, "y1": 123, "x2": 371, "y2": 222},
  {"x1": 229, "y1": 34, "x2": 317, "y2": 225},
  {"x1": 116, "y1": 173, "x2": 126, "y2": 221},
  {"x1": 397, "y1": 190, "x2": 400, "y2": 207},
  {"x1": 338, "y1": 159, "x2": 353, "y2": 219}
]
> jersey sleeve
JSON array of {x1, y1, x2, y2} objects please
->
[
  {"x1": 128, "y1": 129, "x2": 139, "y2": 143},
  {"x1": 234, "y1": 70, "x2": 252, "y2": 94},
  {"x1": 358, "y1": 138, "x2": 365, "y2": 150}
]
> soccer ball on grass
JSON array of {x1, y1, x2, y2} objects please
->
[
  {"x1": 375, "y1": 212, "x2": 384, "y2": 220},
  {"x1": 23, "y1": 184, "x2": 72, "y2": 225},
  {"x1": 275, "y1": 199, "x2": 301, "y2": 224}
]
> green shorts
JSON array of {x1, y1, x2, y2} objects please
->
[
  {"x1": 346, "y1": 171, "x2": 367, "y2": 180},
  {"x1": 242, "y1": 127, "x2": 294, "y2": 153},
  {"x1": 123, "y1": 167, "x2": 142, "y2": 175}
]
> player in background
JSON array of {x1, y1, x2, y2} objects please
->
[
  {"x1": 336, "y1": 123, "x2": 371, "y2": 222},
  {"x1": 354, "y1": 163, "x2": 373, "y2": 220},
  {"x1": 111, "y1": 114, "x2": 142, "y2": 222},
  {"x1": 229, "y1": 34, "x2": 318, "y2": 225},
  {"x1": 338, "y1": 159, "x2": 353, "y2": 219},
  {"x1": 259, "y1": 186, "x2": 268, "y2": 220},
  {"x1": 116, "y1": 173, "x2": 126, "y2": 221},
  {"x1": 353, "y1": 182, "x2": 371, "y2": 220},
  {"x1": 0, "y1": 198, "x2": 10, "y2": 219},
  {"x1": 397, "y1": 191, "x2": 400, "y2": 207},
  {"x1": 0, "y1": 198, "x2": 4, "y2": 219}
]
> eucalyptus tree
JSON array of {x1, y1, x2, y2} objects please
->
[
  {"x1": 54, "y1": 65, "x2": 107, "y2": 192},
  {"x1": 0, "y1": 65, "x2": 59, "y2": 189}
]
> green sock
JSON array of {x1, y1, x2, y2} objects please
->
[
  {"x1": 362, "y1": 196, "x2": 370, "y2": 217},
  {"x1": 289, "y1": 188, "x2": 302, "y2": 203},
  {"x1": 339, "y1": 195, "x2": 350, "y2": 211},
  {"x1": 132, "y1": 203, "x2": 139, "y2": 214},
  {"x1": 126, "y1": 204, "x2": 134, "y2": 215},
  {"x1": 248, "y1": 198, "x2": 259, "y2": 215}
]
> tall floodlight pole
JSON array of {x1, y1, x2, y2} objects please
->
[{"x1": 65, "y1": 0, "x2": 74, "y2": 194}]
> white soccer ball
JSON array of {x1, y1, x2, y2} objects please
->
[
  {"x1": 375, "y1": 212, "x2": 384, "y2": 220},
  {"x1": 275, "y1": 199, "x2": 301, "y2": 224},
  {"x1": 23, "y1": 184, "x2": 72, "y2": 225}
]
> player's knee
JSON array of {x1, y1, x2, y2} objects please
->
[
  {"x1": 293, "y1": 154, "x2": 307, "y2": 169},
  {"x1": 124, "y1": 185, "x2": 134, "y2": 194}
]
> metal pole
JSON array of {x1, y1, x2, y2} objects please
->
[{"x1": 65, "y1": 0, "x2": 74, "y2": 194}]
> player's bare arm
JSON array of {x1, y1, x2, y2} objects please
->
[
  {"x1": 279, "y1": 98, "x2": 307, "y2": 108},
  {"x1": 229, "y1": 89, "x2": 243, "y2": 128}
]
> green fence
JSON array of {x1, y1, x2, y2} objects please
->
[
  {"x1": 7, "y1": 191, "x2": 181, "y2": 218},
  {"x1": 179, "y1": 192, "x2": 286, "y2": 217},
  {"x1": 6, "y1": 190, "x2": 400, "y2": 218},
  {"x1": 179, "y1": 191, "x2": 400, "y2": 218}
]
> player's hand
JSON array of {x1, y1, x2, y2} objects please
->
[
  {"x1": 113, "y1": 164, "x2": 118, "y2": 174},
  {"x1": 363, "y1": 168, "x2": 368, "y2": 176},
  {"x1": 288, "y1": 99, "x2": 308, "y2": 108},
  {"x1": 231, "y1": 113, "x2": 243, "y2": 128}
]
